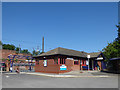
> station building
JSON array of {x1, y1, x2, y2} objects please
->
[{"x1": 34, "y1": 47, "x2": 106, "y2": 74}]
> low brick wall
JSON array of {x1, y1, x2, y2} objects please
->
[
  {"x1": 35, "y1": 59, "x2": 59, "y2": 73},
  {"x1": 72, "y1": 65, "x2": 80, "y2": 71}
]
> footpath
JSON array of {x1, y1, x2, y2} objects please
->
[{"x1": 2, "y1": 70, "x2": 118, "y2": 78}]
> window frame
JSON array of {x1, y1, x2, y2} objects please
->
[
  {"x1": 36, "y1": 60, "x2": 39, "y2": 65},
  {"x1": 54, "y1": 58, "x2": 66, "y2": 64},
  {"x1": 82, "y1": 60, "x2": 86, "y2": 66},
  {"x1": 60, "y1": 58, "x2": 65, "y2": 64},
  {"x1": 74, "y1": 59, "x2": 79, "y2": 65},
  {"x1": 54, "y1": 58, "x2": 58, "y2": 64}
]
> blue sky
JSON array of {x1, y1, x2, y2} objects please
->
[{"x1": 2, "y1": 2, "x2": 118, "y2": 53}]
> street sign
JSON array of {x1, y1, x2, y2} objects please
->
[
  {"x1": 60, "y1": 65, "x2": 67, "y2": 70},
  {"x1": 87, "y1": 55, "x2": 90, "y2": 58},
  {"x1": 97, "y1": 57, "x2": 103, "y2": 60},
  {"x1": 87, "y1": 55, "x2": 90, "y2": 71}
]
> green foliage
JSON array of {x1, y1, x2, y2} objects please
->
[
  {"x1": 0, "y1": 41, "x2": 2, "y2": 45},
  {"x1": 2, "y1": 44, "x2": 15, "y2": 50},
  {"x1": 115, "y1": 22, "x2": 120, "y2": 41},
  {"x1": 2, "y1": 58, "x2": 6, "y2": 61},
  {"x1": 102, "y1": 23, "x2": 120, "y2": 60},
  {"x1": 15, "y1": 47, "x2": 31, "y2": 54},
  {"x1": 16, "y1": 47, "x2": 20, "y2": 52},
  {"x1": 21, "y1": 49, "x2": 30, "y2": 54},
  {"x1": 102, "y1": 41, "x2": 120, "y2": 60},
  {"x1": 15, "y1": 59, "x2": 18, "y2": 62},
  {"x1": 32, "y1": 50, "x2": 41, "y2": 56},
  {"x1": 2, "y1": 42, "x2": 31, "y2": 54},
  {"x1": 2, "y1": 58, "x2": 9, "y2": 61},
  {"x1": 40, "y1": 52, "x2": 44, "y2": 54}
]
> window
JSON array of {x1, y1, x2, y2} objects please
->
[
  {"x1": 82, "y1": 60, "x2": 86, "y2": 66},
  {"x1": 54, "y1": 58, "x2": 65, "y2": 64},
  {"x1": 54, "y1": 58, "x2": 58, "y2": 64},
  {"x1": 60, "y1": 58, "x2": 65, "y2": 64},
  {"x1": 74, "y1": 59, "x2": 79, "y2": 65},
  {"x1": 83, "y1": 61, "x2": 84, "y2": 65},
  {"x1": 36, "y1": 60, "x2": 39, "y2": 65}
]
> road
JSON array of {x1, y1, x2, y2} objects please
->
[{"x1": 2, "y1": 73, "x2": 118, "y2": 88}]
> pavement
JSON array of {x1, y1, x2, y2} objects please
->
[{"x1": 3, "y1": 70, "x2": 118, "y2": 78}]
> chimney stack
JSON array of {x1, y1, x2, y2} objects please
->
[{"x1": 42, "y1": 36, "x2": 44, "y2": 53}]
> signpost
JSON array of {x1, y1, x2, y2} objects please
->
[{"x1": 87, "y1": 55, "x2": 90, "y2": 71}]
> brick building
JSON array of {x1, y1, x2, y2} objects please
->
[
  {"x1": 0, "y1": 49, "x2": 35, "y2": 72},
  {"x1": 34, "y1": 47, "x2": 106, "y2": 74}
]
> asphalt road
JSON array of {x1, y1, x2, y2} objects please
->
[{"x1": 2, "y1": 73, "x2": 118, "y2": 88}]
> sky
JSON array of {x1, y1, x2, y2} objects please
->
[{"x1": 2, "y1": 2, "x2": 118, "y2": 53}]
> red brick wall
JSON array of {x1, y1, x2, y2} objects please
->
[
  {"x1": 65, "y1": 59, "x2": 74, "y2": 71},
  {"x1": 1, "y1": 49, "x2": 16, "y2": 59},
  {"x1": 35, "y1": 59, "x2": 60, "y2": 73},
  {"x1": 71, "y1": 60, "x2": 80, "y2": 71},
  {"x1": 72, "y1": 65, "x2": 80, "y2": 70},
  {"x1": 1, "y1": 49, "x2": 32, "y2": 60},
  {"x1": 35, "y1": 58, "x2": 81, "y2": 73},
  {"x1": 0, "y1": 49, "x2": 34, "y2": 71}
]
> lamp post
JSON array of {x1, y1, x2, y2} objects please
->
[{"x1": 87, "y1": 55, "x2": 90, "y2": 71}]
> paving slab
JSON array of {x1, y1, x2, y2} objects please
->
[{"x1": 3, "y1": 71, "x2": 117, "y2": 78}]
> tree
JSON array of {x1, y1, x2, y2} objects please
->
[
  {"x1": 21, "y1": 49, "x2": 30, "y2": 54},
  {"x1": 115, "y1": 22, "x2": 120, "y2": 41},
  {"x1": 15, "y1": 47, "x2": 21, "y2": 53},
  {"x1": 102, "y1": 23, "x2": 120, "y2": 60},
  {"x1": 102, "y1": 41, "x2": 119, "y2": 60},
  {"x1": 40, "y1": 52, "x2": 44, "y2": 54},
  {"x1": 1, "y1": 42, "x2": 31, "y2": 54},
  {"x1": 0, "y1": 41, "x2": 2, "y2": 45},
  {"x1": 115, "y1": 22, "x2": 120, "y2": 57},
  {"x1": 16, "y1": 47, "x2": 20, "y2": 51},
  {"x1": 32, "y1": 50, "x2": 40, "y2": 56},
  {"x1": 2, "y1": 44, "x2": 15, "y2": 50}
]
